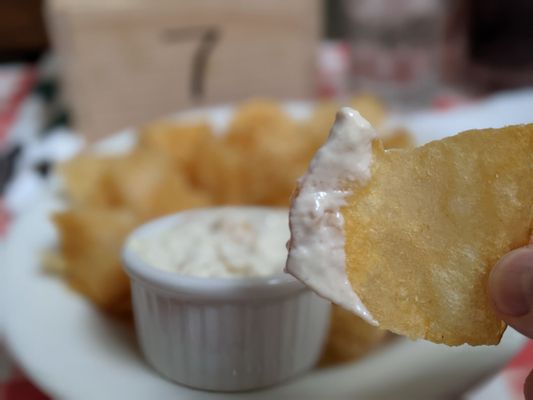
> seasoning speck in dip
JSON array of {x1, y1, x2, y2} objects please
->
[{"x1": 128, "y1": 208, "x2": 289, "y2": 278}]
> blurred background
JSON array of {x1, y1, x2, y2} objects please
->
[
  {"x1": 0, "y1": 0, "x2": 532, "y2": 142},
  {"x1": 1, "y1": 0, "x2": 533, "y2": 398}
]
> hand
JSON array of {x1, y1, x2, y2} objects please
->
[{"x1": 489, "y1": 245, "x2": 533, "y2": 399}]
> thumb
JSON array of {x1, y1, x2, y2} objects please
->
[{"x1": 489, "y1": 246, "x2": 533, "y2": 338}]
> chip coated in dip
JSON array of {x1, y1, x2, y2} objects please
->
[
  {"x1": 286, "y1": 108, "x2": 376, "y2": 324},
  {"x1": 127, "y1": 208, "x2": 289, "y2": 278}
]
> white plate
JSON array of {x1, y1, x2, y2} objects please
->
[{"x1": 5, "y1": 98, "x2": 532, "y2": 400}]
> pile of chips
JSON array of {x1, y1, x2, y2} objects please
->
[{"x1": 48, "y1": 96, "x2": 411, "y2": 363}]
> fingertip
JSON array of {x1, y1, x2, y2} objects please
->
[
  {"x1": 489, "y1": 247, "x2": 533, "y2": 318},
  {"x1": 525, "y1": 368, "x2": 533, "y2": 400}
]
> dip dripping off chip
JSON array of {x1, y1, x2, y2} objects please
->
[{"x1": 286, "y1": 108, "x2": 533, "y2": 346}]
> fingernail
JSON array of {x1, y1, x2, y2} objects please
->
[{"x1": 489, "y1": 247, "x2": 533, "y2": 317}]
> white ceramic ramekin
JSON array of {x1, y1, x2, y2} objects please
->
[{"x1": 122, "y1": 207, "x2": 331, "y2": 392}]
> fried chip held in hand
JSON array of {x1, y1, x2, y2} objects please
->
[{"x1": 287, "y1": 108, "x2": 533, "y2": 346}]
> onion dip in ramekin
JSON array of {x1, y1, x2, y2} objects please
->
[{"x1": 122, "y1": 207, "x2": 331, "y2": 392}]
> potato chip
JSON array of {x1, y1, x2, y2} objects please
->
[
  {"x1": 380, "y1": 127, "x2": 414, "y2": 150},
  {"x1": 192, "y1": 98, "x2": 315, "y2": 206},
  {"x1": 225, "y1": 99, "x2": 294, "y2": 150},
  {"x1": 342, "y1": 124, "x2": 533, "y2": 345},
  {"x1": 41, "y1": 249, "x2": 67, "y2": 275},
  {"x1": 319, "y1": 305, "x2": 387, "y2": 366},
  {"x1": 105, "y1": 149, "x2": 212, "y2": 220},
  {"x1": 138, "y1": 120, "x2": 212, "y2": 182},
  {"x1": 53, "y1": 208, "x2": 140, "y2": 314},
  {"x1": 236, "y1": 122, "x2": 311, "y2": 206},
  {"x1": 190, "y1": 138, "x2": 247, "y2": 204},
  {"x1": 250, "y1": 132, "x2": 311, "y2": 205},
  {"x1": 57, "y1": 154, "x2": 119, "y2": 207}
]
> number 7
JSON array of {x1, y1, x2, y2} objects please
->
[{"x1": 163, "y1": 26, "x2": 222, "y2": 100}]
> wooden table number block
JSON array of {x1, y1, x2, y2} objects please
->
[{"x1": 46, "y1": 0, "x2": 321, "y2": 140}]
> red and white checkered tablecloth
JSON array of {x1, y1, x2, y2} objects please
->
[
  {"x1": 0, "y1": 65, "x2": 38, "y2": 236},
  {"x1": 0, "y1": 64, "x2": 51, "y2": 400},
  {"x1": 0, "y1": 47, "x2": 531, "y2": 399}
]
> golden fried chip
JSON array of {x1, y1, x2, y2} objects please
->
[
  {"x1": 208, "y1": 99, "x2": 311, "y2": 206},
  {"x1": 225, "y1": 99, "x2": 294, "y2": 150},
  {"x1": 41, "y1": 250, "x2": 67, "y2": 275},
  {"x1": 138, "y1": 120, "x2": 212, "y2": 180},
  {"x1": 238, "y1": 124, "x2": 310, "y2": 206},
  {"x1": 57, "y1": 155, "x2": 119, "y2": 207},
  {"x1": 106, "y1": 149, "x2": 212, "y2": 219},
  {"x1": 319, "y1": 305, "x2": 387, "y2": 366},
  {"x1": 53, "y1": 208, "x2": 139, "y2": 313},
  {"x1": 190, "y1": 138, "x2": 247, "y2": 204},
  {"x1": 381, "y1": 127, "x2": 414, "y2": 150},
  {"x1": 259, "y1": 136, "x2": 309, "y2": 204},
  {"x1": 342, "y1": 124, "x2": 533, "y2": 345}
]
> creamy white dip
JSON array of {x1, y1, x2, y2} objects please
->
[
  {"x1": 129, "y1": 208, "x2": 289, "y2": 278},
  {"x1": 285, "y1": 107, "x2": 377, "y2": 325}
]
